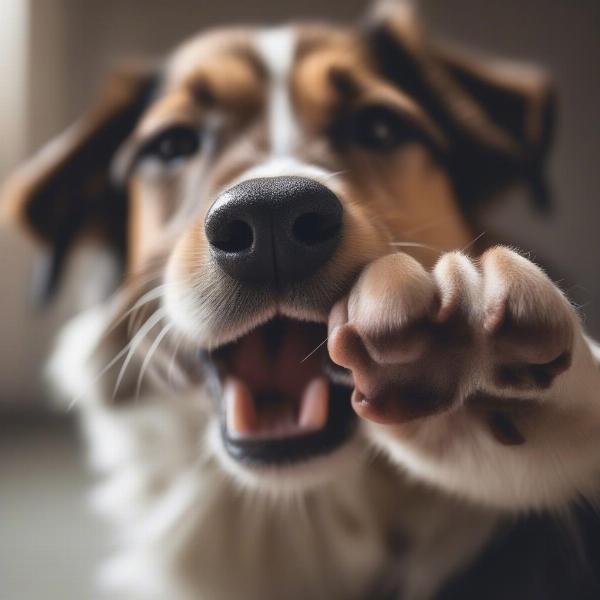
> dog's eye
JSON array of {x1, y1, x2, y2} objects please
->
[
  {"x1": 352, "y1": 105, "x2": 417, "y2": 151},
  {"x1": 142, "y1": 125, "x2": 200, "y2": 163}
]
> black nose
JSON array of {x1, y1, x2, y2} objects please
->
[{"x1": 204, "y1": 176, "x2": 343, "y2": 285}]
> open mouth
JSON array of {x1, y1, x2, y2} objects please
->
[{"x1": 206, "y1": 318, "x2": 355, "y2": 465}]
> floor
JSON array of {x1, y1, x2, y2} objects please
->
[{"x1": 0, "y1": 411, "x2": 107, "y2": 600}]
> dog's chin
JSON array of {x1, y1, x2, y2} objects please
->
[
  {"x1": 207, "y1": 419, "x2": 364, "y2": 494},
  {"x1": 200, "y1": 316, "x2": 358, "y2": 492}
]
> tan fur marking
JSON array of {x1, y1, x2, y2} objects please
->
[{"x1": 181, "y1": 54, "x2": 264, "y2": 118}]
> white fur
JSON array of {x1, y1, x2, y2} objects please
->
[
  {"x1": 256, "y1": 27, "x2": 299, "y2": 156},
  {"x1": 46, "y1": 304, "x2": 109, "y2": 405},
  {"x1": 48, "y1": 303, "x2": 501, "y2": 600}
]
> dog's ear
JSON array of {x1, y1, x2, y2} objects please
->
[
  {"x1": 365, "y1": 0, "x2": 556, "y2": 211},
  {"x1": 1, "y1": 64, "x2": 158, "y2": 304}
]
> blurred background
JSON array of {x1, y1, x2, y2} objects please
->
[{"x1": 1, "y1": 1, "x2": 598, "y2": 598}]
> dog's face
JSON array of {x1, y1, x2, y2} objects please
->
[
  {"x1": 4, "y1": 3, "x2": 553, "y2": 491},
  {"x1": 119, "y1": 23, "x2": 475, "y2": 487}
]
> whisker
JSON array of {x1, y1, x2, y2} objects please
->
[
  {"x1": 112, "y1": 308, "x2": 166, "y2": 401},
  {"x1": 126, "y1": 282, "x2": 176, "y2": 336},
  {"x1": 68, "y1": 310, "x2": 165, "y2": 410},
  {"x1": 167, "y1": 334, "x2": 187, "y2": 389},
  {"x1": 389, "y1": 241, "x2": 443, "y2": 254},
  {"x1": 135, "y1": 322, "x2": 174, "y2": 400},
  {"x1": 574, "y1": 300, "x2": 593, "y2": 312},
  {"x1": 461, "y1": 231, "x2": 486, "y2": 254},
  {"x1": 139, "y1": 332, "x2": 188, "y2": 391},
  {"x1": 108, "y1": 284, "x2": 169, "y2": 334},
  {"x1": 67, "y1": 339, "x2": 136, "y2": 411},
  {"x1": 300, "y1": 337, "x2": 329, "y2": 363},
  {"x1": 321, "y1": 169, "x2": 348, "y2": 182},
  {"x1": 128, "y1": 301, "x2": 155, "y2": 337}
]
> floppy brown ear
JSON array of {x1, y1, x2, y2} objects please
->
[
  {"x1": 365, "y1": 0, "x2": 556, "y2": 211},
  {"x1": 1, "y1": 64, "x2": 158, "y2": 304}
]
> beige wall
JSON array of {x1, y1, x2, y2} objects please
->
[
  {"x1": 1, "y1": 0, "x2": 599, "y2": 403},
  {"x1": 0, "y1": 1, "x2": 52, "y2": 404}
]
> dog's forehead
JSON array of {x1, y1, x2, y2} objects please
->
[{"x1": 164, "y1": 23, "x2": 365, "y2": 92}]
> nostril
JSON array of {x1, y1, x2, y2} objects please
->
[
  {"x1": 206, "y1": 176, "x2": 343, "y2": 284},
  {"x1": 292, "y1": 212, "x2": 342, "y2": 246},
  {"x1": 211, "y1": 219, "x2": 254, "y2": 253}
]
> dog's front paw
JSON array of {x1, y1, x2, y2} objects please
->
[
  {"x1": 328, "y1": 248, "x2": 576, "y2": 425},
  {"x1": 328, "y1": 252, "x2": 476, "y2": 422}
]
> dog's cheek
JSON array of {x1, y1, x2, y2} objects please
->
[
  {"x1": 127, "y1": 178, "x2": 170, "y2": 272},
  {"x1": 362, "y1": 149, "x2": 473, "y2": 265},
  {"x1": 340, "y1": 195, "x2": 391, "y2": 264},
  {"x1": 163, "y1": 222, "x2": 212, "y2": 336}
]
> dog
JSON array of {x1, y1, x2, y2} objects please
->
[{"x1": 4, "y1": 1, "x2": 600, "y2": 598}]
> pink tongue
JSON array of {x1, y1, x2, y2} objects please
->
[{"x1": 228, "y1": 321, "x2": 324, "y2": 401}]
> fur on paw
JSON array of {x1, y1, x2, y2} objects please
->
[
  {"x1": 480, "y1": 247, "x2": 573, "y2": 390},
  {"x1": 328, "y1": 248, "x2": 576, "y2": 426}
]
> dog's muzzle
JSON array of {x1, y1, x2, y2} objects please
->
[{"x1": 200, "y1": 175, "x2": 355, "y2": 466}]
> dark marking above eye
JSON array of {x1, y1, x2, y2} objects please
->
[
  {"x1": 188, "y1": 77, "x2": 217, "y2": 108},
  {"x1": 328, "y1": 67, "x2": 361, "y2": 99}
]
